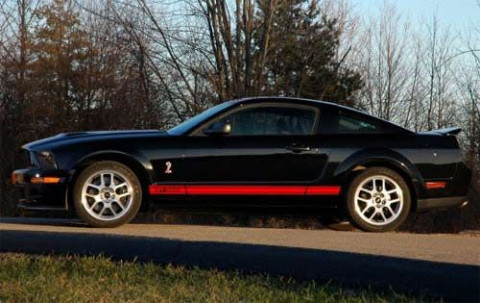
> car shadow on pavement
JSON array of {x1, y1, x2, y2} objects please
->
[{"x1": 0, "y1": 227, "x2": 478, "y2": 302}]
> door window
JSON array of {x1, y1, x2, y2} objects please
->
[{"x1": 213, "y1": 105, "x2": 318, "y2": 136}]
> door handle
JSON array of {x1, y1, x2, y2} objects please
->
[{"x1": 286, "y1": 145, "x2": 311, "y2": 153}]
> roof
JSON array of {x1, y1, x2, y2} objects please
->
[{"x1": 233, "y1": 96, "x2": 412, "y2": 133}]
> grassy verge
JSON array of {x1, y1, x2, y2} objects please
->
[{"x1": 0, "y1": 253, "x2": 430, "y2": 303}]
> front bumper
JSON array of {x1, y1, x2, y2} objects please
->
[{"x1": 11, "y1": 168, "x2": 70, "y2": 211}]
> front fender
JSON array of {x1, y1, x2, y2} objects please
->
[{"x1": 70, "y1": 150, "x2": 155, "y2": 185}]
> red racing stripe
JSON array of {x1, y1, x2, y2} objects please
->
[
  {"x1": 149, "y1": 185, "x2": 186, "y2": 195},
  {"x1": 186, "y1": 185, "x2": 306, "y2": 195},
  {"x1": 149, "y1": 185, "x2": 341, "y2": 196},
  {"x1": 305, "y1": 185, "x2": 342, "y2": 195}
]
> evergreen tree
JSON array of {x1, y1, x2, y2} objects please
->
[{"x1": 257, "y1": 0, "x2": 362, "y2": 105}]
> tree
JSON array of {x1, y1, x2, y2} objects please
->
[
  {"x1": 260, "y1": 0, "x2": 362, "y2": 105},
  {"x1": 0, "y1": 0, "x2": 40, "y2": 216},
  {"x1": 423, "y1": 12, "x2": 456, "y2": 131},
  {"x1": 29, "y1": 0, "x2": 90, "y2": 132},
  {"x1": 197, "y1": 0, "x2": 362, "y2": 105},
  {"x1": 357, "y1": 1, "x2": 413, "y2": 122}
]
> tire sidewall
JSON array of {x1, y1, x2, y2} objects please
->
[
  {"x1": 346, "y1": 167, "x2": 411, "y2": 232},
  {"x1": 73, "y1": 161, "x2": 142, "y2": 228}
]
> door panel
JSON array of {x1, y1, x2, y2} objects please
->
[
  {"x1": 183, "y1": 103, "x2": 325, "y2": 184},
  {"x1": 182, "y1": 136, "x2": 327, "y2": 183}
]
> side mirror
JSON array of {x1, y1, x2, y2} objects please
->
[{"x1": 203, "y1": 121, "x2": 231, "y2": 136}]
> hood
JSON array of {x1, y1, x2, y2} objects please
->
[{"x1": 23, "y1": 130, "x2": 168, "y2": 150}]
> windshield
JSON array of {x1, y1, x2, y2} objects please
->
[{"x1": 167, "y1": 101, "x2": 236, "y2": 135}]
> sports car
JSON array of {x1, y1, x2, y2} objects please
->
[{"x1": 11, "y1": 97, "x2": 472, "y2": 231}]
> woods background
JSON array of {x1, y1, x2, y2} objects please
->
[{"x1": 0, "y1": 0, "x2": 478, "y2": 231}]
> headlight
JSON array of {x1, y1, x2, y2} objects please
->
[{"x1": 36, "y1": 151, "x2": 57, "y2": 169}]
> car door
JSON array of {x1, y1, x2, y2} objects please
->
[{"x1": 181, "y1": 103, "x2": 328, "y2": 186}]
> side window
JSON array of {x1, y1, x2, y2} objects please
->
[
  {"x1": 337, "y1": 113, "x2": 379, "y2": 133},
  {"x1": 216, "y1": 105, "x2": 318, "y2": 136}
]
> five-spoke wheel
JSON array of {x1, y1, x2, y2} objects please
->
[
  {"x1": 346, "y1": 167, "x2": 411, "y2": 232},
  {"x1": 354, "y1": 175, "x2": 404, "y2": 226},
  {"x1": 73, "y1": 161, "x2": 142, "y2": 227},
  {"x1": 81, "y1": 171, "x2": 133, "y2": 221}
]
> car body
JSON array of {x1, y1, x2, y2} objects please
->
[{"x1": 12, "y1": 97, "x2": 472, "y2": 231}]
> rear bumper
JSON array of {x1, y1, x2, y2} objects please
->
[
  {"x1": 417, "y1": 196, "x2": 469, "y2": 211},
  {"x1": 415, "y1": 161, "x2": 472, "y2": 212},
  {"x1": 11, "y1": 168, "x2": 70, "y2": 211}
]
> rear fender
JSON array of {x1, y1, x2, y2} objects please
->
[{"x1": 334, "y1": 149, "x2": 424, "y2": 202}]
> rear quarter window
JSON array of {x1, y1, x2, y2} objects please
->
[{"x1": 337, "y1": 113, "x2": 381, "y2": 134}]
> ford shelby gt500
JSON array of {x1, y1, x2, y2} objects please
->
[{"x1": 12, "y1": 97, "x2": 472, "y2": 231}]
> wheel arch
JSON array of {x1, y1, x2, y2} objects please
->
[
  {"x1": 68, "y1": 151, "x2": 154, "y2": 210},
  {"x1": 334, "y1": 149, "x2": 421, "y2": 212}
]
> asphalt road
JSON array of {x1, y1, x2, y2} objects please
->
[{"x1": 0, "y1": 217, "x2": 479, "y2": 302}]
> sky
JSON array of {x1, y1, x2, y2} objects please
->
[{"x1": 356, "y1": 0, "x2": 479, "y2": 28}]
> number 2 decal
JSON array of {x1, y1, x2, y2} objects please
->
[{"x1": 165, "y1": 161, "x2": 173, "y2": 174}]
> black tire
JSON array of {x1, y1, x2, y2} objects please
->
[
  {"x1": 345, "y1": 167, "x2": 411, "y2": 232},
  {"x1": 73, "y1": 161, "x2": 142, "y2": 228}
]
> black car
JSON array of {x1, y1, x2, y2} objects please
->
[{"x1": 11, "y1": 97, "x2": 472, "y2": 231}]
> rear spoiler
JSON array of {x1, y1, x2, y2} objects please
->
[{"x1": 420, "y1": 127, "x2": 462, "y2": 136}]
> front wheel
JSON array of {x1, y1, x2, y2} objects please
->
[
  {"x1": 73, "y1": 161, "x2": 142, "y2": 227},
  {"x1": 345, "y1": 167, "x2": 411, "y2": 232}
]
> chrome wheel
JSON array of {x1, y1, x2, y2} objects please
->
[
  {"x1": 81, "y1": 170, "x2": 133, "y2": 221},
  {"x1": 354, "y1": 175, "x2": 404, "y2": 226}
]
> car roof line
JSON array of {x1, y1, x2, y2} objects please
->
[{"x1": 232, "y1": 96, "x2": 414, "y2": 133}]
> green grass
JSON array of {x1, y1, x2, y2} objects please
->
[{"x1": 0, "y1": 253, "x2": 430, "y2": 303}]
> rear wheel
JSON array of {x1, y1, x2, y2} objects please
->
[
  {"x1": 345, "y1": 167, "x2": 411, "y2": 232},
  {"x1": 73, "y1": 161, "x2": 142, "y2": 227}
]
